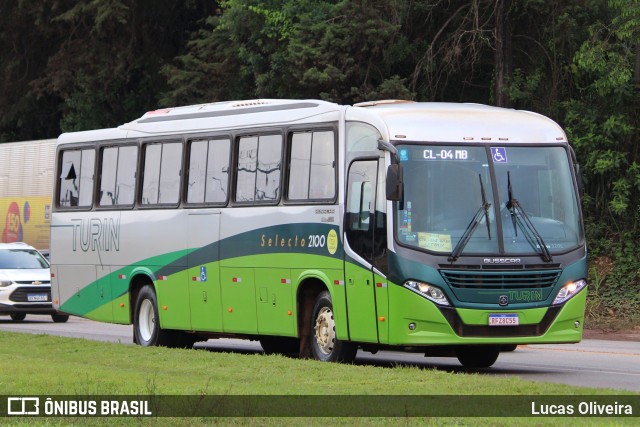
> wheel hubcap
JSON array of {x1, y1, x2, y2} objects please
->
[
  {"x1": 138, "y1": 299, "x2": 155, "y2": 342},
  {"x1": 314, "y1": 307, "x2": 335, "y2": 355}
]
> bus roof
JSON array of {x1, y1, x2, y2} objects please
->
[
  {"x1": 347, "y1": 101, "x2": 567, "y2": 144},
  {"x1": 120, "y1": 99, "x2": 343, "y2": 136},
  {"x1": 56, "y1": 99, "x2": 567, "y2": 145}
]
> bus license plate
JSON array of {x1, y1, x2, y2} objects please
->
[
  {"x1": 27, "y1": 294, "x2": 48, "y2": 302},
  {"x1": 488, "y1": 313, "x2": 519, "y2": 326}
]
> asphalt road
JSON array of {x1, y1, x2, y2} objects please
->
[{"x1": 1, "y1": 315, "x2": 639, "y2": 393}]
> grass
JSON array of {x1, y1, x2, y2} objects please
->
[{"x1": 0, "y1": 331, "x2": 637, "y2": 426}]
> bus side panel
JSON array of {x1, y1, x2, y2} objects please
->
[
  {"x1": 374, "y1": 271, "x2": 389, "y2": 344},
  {"x1": 255, "y1": 268, "x2": 295, "y2": 336},
  {"x1": 344, "y1": 260, "x2": 378, "y2": 343},
  {"x1": 154, "y1": 266, "x2": 192, "y2": 330},
  {"x1": 220, "y1": 267, "x2": 258, "y2": 333},
  {"x1": 187, "y1": 210, "x2": 223, "y2": 332}
]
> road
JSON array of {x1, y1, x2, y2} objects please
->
[{"x1": 1, "y1": 315, "x2": 639, "y2": 393}]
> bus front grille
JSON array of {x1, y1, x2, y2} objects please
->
[{"x1": 439, "y1": 269, "x2": 561, "y2": 290}]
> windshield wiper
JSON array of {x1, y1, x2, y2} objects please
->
[
  {"x1": 506, "y1": 171, "x2": 553, "y2": 262},
  {"x1": 449, "y1": 175, "x2": 491, "y2": 262}
]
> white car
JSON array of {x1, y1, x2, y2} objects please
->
[{"x1": 0, "y1": 242, "x2": 68, "y2": 322}]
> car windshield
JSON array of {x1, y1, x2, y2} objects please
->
[
  {"x1": 395, "y1": 145, "x2": 582, "y2": 258},
  {"x1": 0, "y1": 249, "x2": 49, "y2": 269}
]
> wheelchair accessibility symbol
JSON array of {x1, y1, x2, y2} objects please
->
[
  {"x1": 200, "y1": 266, "x2": 207, "y2": 282},
  {"x1": 491, "y1": 147, "x2": 508, "y2": 163}
]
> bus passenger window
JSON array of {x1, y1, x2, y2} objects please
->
[
  {"x1": 141, "y1": 142, "x2": 182, "y2": 206},
  {"x1": 59, "y1": 150, "x2": 81, "y2": 207},
  {"x1": 98, "y1": 145, "x2": 137, "y2": 207},
  {"x1": 99, "y1": 147, "x2": 118, "y2": 206},
  {"x1": 187, "y1": 138, "x2": 230, "y2": 205},
  {"x1": 236, "y1": 134, "x2": 281, "y2": 203},
  {"x1": 288, "y1": 130, "x2": 335, "y2": 201},
  {"x1": 205, "y1": 139, "x2": 230, "y2": 203}
]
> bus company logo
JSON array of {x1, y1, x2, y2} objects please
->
[
  {"x1": 498, "y1": 295, "x2": 509, "y2": 306},
  {"x1": 70, "y1": 217, "x2": 120, "y2": 252},
  {"x1": 483, "y1": 258, "x2": 521, "y2": 264}
]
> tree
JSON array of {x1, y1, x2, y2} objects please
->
[{"x1": 563, "y1": 0, "x2": 640, "y2": 230}]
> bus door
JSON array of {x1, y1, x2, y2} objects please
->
[
  {"x1": 344, "y1": 160, "x2": 388, "y2": 343},
  {"x1": 187, "y1": 209, "x2": 223, "y2": 331}
]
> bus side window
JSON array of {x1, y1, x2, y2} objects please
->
[
  {"x1": 99, "y1": 147, "x2": 118, "y2": 206},
  {"x1": 288, "y1": 130, "x2": 336, "y2": 201},
  {"x1": 187, "y1": 138, "x2": 231, "y2": 205},
  {"x1": 98, "y1": 145, "x2": 137, "y2": 207},
  {"x1": 141, "y1": 142, "x2": 182, "y2": 206},
  {"x1": 236, "y1": 134, "x2": 282, "y2": 203},
  {"x1": 59, "y1": 150, "x2": 81, "y2": 207}
]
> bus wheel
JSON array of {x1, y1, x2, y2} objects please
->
[
  {"x1": 260, "y1": 336, "x2": 300, "y2": 356},
  {"x1": 134, "y1": 285, "x2": 171, "y2": 347},
  {"x1": 456, "y1": 346, "x2": 500, "y2": 368},
  {"x1": 51, "y1": 314, "x2": 69, "y2": 323},
  {"x1": 10, "y1": 313, "x2": 26, "y2": 322},
  {"x1": 310, "y1": 291, "x2": 356, "y2": 363}
]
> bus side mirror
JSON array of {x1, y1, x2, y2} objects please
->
[{"x1": 386, "y1": 164, "x2": 404, "y2": 201}]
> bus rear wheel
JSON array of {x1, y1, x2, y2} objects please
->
[
  {"x1": 456, "y1": 346, "x2": 500, "y2": 368},
  {"x1": 134, "y1": 285, "x2": 172, "y2": 347},
  {"x1": 310, "y1": 291, "x2": 356, "y2": 363},
  {"x1": 134, "y1": 285, "x2": 198, "y2": 348}
]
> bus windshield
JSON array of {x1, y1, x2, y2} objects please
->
[{"x1": 395, "y1": 145, "x2": 582, "y2": 258}]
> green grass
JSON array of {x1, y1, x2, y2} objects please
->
[{"x1": 0, "y1": 331, "x2": 637, "y2": 426}]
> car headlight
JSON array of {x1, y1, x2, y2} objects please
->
[
  {"x1": 553, "y1": 279, "x2": 587, "y2": 305},
  {"x1": 0, "y1": 280, "x2": 13, "y2": 287},
  {"x1": 404, "y1": 280, "x2": 450, "y2": 306}
]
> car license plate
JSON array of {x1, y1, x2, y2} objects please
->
[
  {"x1": 488, "y1": 313, "x2": 519, "y2": 326},
  {"x1": 27, "y1": 294, "x2": 49, "y2": 302}
]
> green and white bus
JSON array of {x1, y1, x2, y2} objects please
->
[{"x1": 50, "y1": 99, "x2": 587, "y2": 367}]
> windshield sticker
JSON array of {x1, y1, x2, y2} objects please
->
[
  {"x1": 418, "y1": 232, "x2": 452, "y2": 252},
  {"x1": 491, "y1": 147, "x2": 508, "y2": 163},
  {"x1": 399, "y1": 149, "x2": 409, "y2": 162}
]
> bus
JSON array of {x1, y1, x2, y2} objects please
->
[
  {"x1": 50, "y1": 99, "x2": 587, "y2": 367},
  {"x1": 0, "y1": 139, "x2": 56, "y2": 251}
]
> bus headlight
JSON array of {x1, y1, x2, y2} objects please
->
[
  {"x1": 404, "y1": 280, "x2": 450, "y2": 306},
  {"x1": 552, "y1": 279, "x2": 587, "y2": 305}
]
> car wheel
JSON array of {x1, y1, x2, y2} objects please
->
[
  {"x1": 51, "y1": 314, "x2": 69, "y2": 323},
  {"x1": 10, "y1": 313, "x2": 26, "y2": 322}
]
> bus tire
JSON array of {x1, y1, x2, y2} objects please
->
[
  {"x1": 260, "y1": 336, "x2": 300, "y2": 356},
  {"x1": 51, "y1": 314, "x2": 69, "y2": 323},
  {"x1": 456, "y1": 346, "x2": 500, "y2": 368},
  {"x1": 134, "y1": 285, "x2": 172, "y2": 347},
  {"x1": 310, "y1": 291, "x2": 356, "y2": 363}
]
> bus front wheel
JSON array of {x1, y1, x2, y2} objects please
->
[
  {"x1": 456, "y1": 346, "x2": 500, "y2": 368},
  {"x1": 310, "y1": 291, "x2": 356, "y2": 363}
]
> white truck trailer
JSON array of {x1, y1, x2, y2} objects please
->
[{"x1": 0, "y1": 139, "x2": 56, "y2": 251}]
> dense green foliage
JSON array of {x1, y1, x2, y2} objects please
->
[{"x1": 0, "y1": 0, "x2": 638, "y2": 326}]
